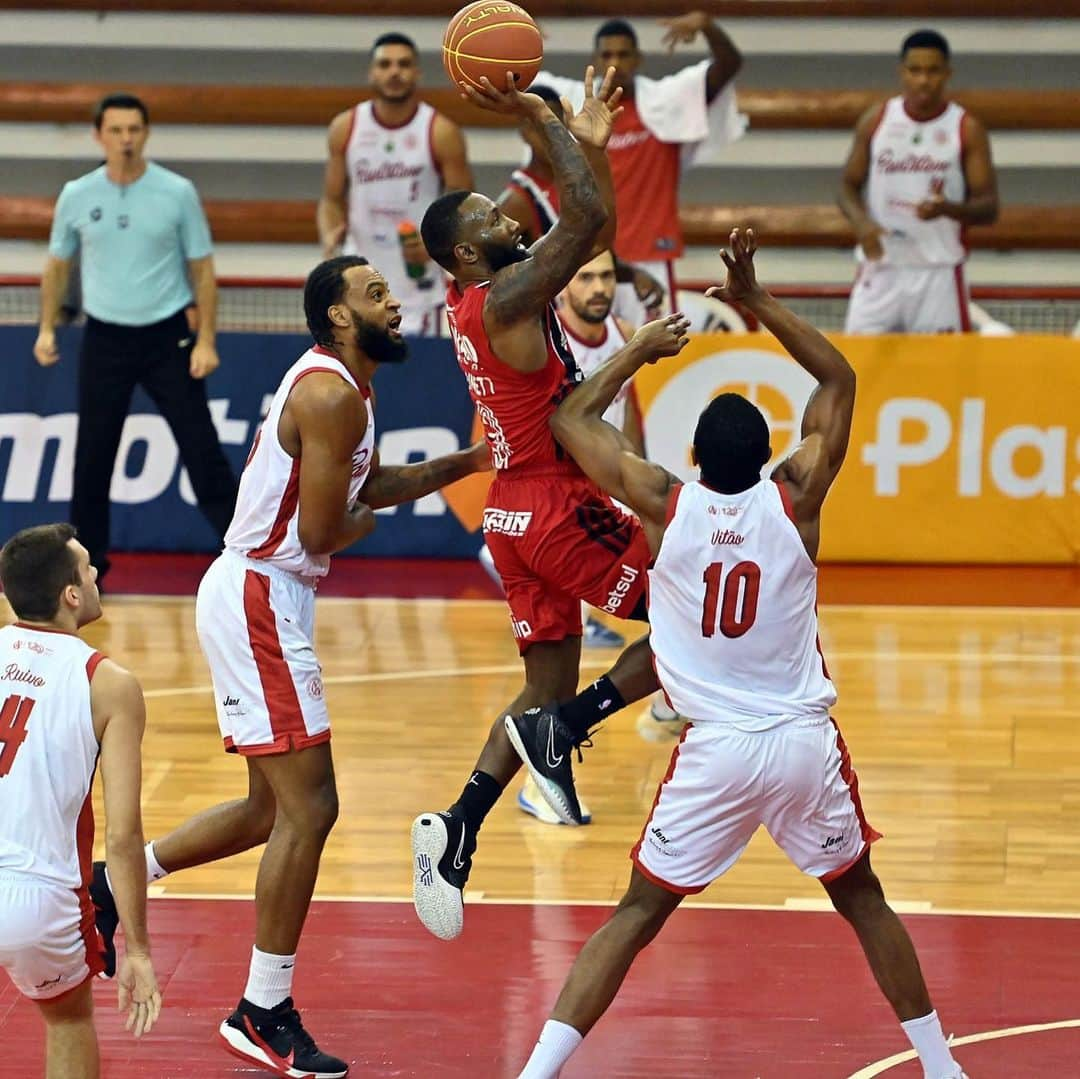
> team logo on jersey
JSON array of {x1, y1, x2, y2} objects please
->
[
  {"x1": 307, "y1": 676, "x2": 323, "y2": 700},
  {"x1": 352, "y1": 447, "x2": 371, "y2": 478},
  {"x1": 482, "y1": 508, "x2": 532, "y2": 536}
]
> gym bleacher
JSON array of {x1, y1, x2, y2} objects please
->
[{"x1": 1, "y1": 1, "x2": 1078, "y2": 330}]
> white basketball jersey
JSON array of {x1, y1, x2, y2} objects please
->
[
  {"x1": 649, "y1": 479, "x2": 836, "y2": 731},
  {"x1": 863, "y1": 95, "x2": 967, "y2": 266},
  {"x1": 561, "y1": 314, "x2": 631, "y2": 432},
  {"x1": 342, "y1": 101, "x2": 445, "y2": 333},
  {"x1": 0, "y1": 624, "x2": 102, "y2": 889},
  {"x1": 225, "y1": 347, "x2": 375, "y2": 578}
]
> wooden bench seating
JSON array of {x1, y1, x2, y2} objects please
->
[
  {"x1": 4, "y1": 195, "x2": 1076, "y2": 249},
  {"x1": 2, "y1": 83, "x2": 1077, "y2": 131}
]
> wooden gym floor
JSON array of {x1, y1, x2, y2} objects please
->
[{"x1": 2, "y1": 558, "x2": 1078, "y2": 1077}]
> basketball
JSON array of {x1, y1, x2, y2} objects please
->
[{"x1": 443, "y1": 1, "x2": 544, "y2": 92}]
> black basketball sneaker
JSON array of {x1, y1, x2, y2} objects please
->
[
  {"x1": 411, "y1": 810, "x2": 476, "y2": 941},
  {"x1": 504, "y1": 705, "x2": 585, "y2": 826},
  {"x1": 219, "y1": 996, "x2": 348, "y2": 1078},
  {"x1": 88, "y1": 861, "x2": 119, "y2": 978}
]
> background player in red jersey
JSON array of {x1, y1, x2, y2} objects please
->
[
  {"x1": 411, "y1": 68, "x2": 670, "y2": 942},
  {"x1": 514, "y1": 230, "x2": 967, "y2": 1079}
]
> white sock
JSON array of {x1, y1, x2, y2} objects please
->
[
  {"x1": 145, "y1": 841, "x2": 168, "y2": 883},
  {"x1": 518, "y1": 1020, "x2": 584, "y2": 1079},
  {"x1": 901, "y1": 1011, "x2": 961, "y2": 1079},
  {"x1": 243, "y1": 946, "x2": 296, "y2": 1011}
]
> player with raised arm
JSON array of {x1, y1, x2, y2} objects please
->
[
  {"x1": 411, "y1": 68, "x2": 668, "y2": 941},
  {"x1": 515, "y1": 230, "x2": 968, "y2": 1079},
  {"x1": 0, "y1": 524, "x2": 161, "y2": 1079},
  {"x1": 89, "y1": 256, "x2": 489, "y2": 1078}
]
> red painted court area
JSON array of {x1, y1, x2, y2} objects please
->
[{"x1": 2, "y1": 899, "x2": 1078, "y2": 1078}]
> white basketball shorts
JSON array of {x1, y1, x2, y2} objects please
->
[
  {"x1": 632, "y1": 716, "x2": 880, "y2": 894},
  {"x1": 195, "y1": 551, "x2": 329, "y2": 756},
  {"x1": 844, "y1": 261, "x2": 972, "y2": 334},
  {"x1": 0, "y1": 872, "x2": 102, "y2": 999}
]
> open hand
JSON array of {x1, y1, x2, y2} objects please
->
[
  {"x1": 563, "y1": 65, "x2": 624, "y2": 150},
  {"x1": 706, "y1": 228, "x2": 763, "y2": 306},
  {"x1": 632, "y1": 312, "x2": 692, "y2": 362},
  {"x1": 117, "y1": 953, "x2": 161, "y2": 1038},
  {"x1": 660, "y1": 11, "x2": 711, "y2": 52},
  {"x1": 458, "y1": 71, "x2": 551, "y2": 119}
]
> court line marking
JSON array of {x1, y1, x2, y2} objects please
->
[
  {"x1": 143, "y1": 889, "x2": 1080, "y2": 921},
  {"x1": 140, "y1": 646, "x2": 1080, "y2": 701},
  {"x1": 107, "y1": 593, "x2": 1080, "y2": 617},
  {"x1": 847, "y1": 1019, "x2": 1080, "y2": 1078}
]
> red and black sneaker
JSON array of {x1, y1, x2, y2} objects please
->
[{"x1": 219, "y1": 996, "x2": 348, "y2": 1078}]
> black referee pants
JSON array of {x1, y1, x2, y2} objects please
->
[{"x1": 71, "y1": 309, "x2": 238, "y2": 580}]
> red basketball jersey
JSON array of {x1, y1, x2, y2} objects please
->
[{"x1": 446, "y1": 280, "x2": 582, "y2": 475}]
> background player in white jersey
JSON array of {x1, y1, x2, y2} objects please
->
[
  {"x1": 0, "y1": 524, "x2": 161, "y2": 1079},
  {"x1": 839, "y1": 29, "x2": 998, "y2": 334},
  {"x1": 318, "y1": 32, "x2": 473, "y2": 336},
  {"x1": 90, "y1": 256, "x2": 489, "y2": 1078},
  {"x1": 515, "y1": 231, "x2": 967, "y2": 1079},
  {"x1": 513, "y1": 247, "x2": 647, "y2": 823}
]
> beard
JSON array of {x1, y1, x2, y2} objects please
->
[
  {"x1": 570, "y1": 297, "x2": 612, "y2": 324},
  {"x1": 483, "y1": 239, "x2": 531, "y2": 273},
  {"x1": 353, "y1": 313, "x2": 408, "y2": 365}
]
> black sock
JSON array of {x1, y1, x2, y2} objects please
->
[
  {"x1": 560, "y1": 675, "x2": 626, "y2": 741},
  {"x1": 449, "y1": 770, "x2": 503, "y2": 831}
]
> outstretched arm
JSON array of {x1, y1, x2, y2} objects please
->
[
  {"x1": 550, "y1": 315, "x2": 689, "y2": 545},
  {"x1": 660, "y1": 11, "x2": 743, "y2": 103},
  {"x1": 358, "y1": 442, "x2": 490, "y2": 510},
  {"x1": 460, "y1": 67, "x2": 621, "y2": 330},
  {"x1": 708, "y1": 229, "x2": 855, "y2": 523}
]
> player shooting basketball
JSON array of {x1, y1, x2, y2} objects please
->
[{"x1": 411, "y1": 66, "x2": 681, "y2": 942}]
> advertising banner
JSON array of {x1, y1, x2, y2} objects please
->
[
  {"x1": 633, "y1": 334, "x2": 1080, "y2": 563},
  {"x1": 0, "y1": 328, "x2": 484, "y2": 558},
  {"x1": 3, "y1": 329, "x2": 1078, "y2": 563}
]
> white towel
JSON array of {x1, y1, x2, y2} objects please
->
[{"x1": 533, "y1": 59, "x2": 747, "y2": 167}]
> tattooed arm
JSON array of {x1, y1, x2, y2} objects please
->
[
  {"x1": 358, "y1": 442, "x2": 490, "y2": 510},
  {"x1": 460, "y1": 68, "x2": 622, "y2": 354}
]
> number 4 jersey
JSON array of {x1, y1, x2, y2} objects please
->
[
  {"x1": 0, "y1": 624, "x2": 102, "y2": 889},
  {"x1": 649, "y1": 479, "x2": 836, "y2": 730}
]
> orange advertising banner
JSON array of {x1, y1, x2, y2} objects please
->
[{"x1": 632, "y1": 334, "x2": 1080, "y2": 564}]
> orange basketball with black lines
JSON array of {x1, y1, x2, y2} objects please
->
[{"x1": 443, "y1": 1, "x2": 543, "y2": 92}]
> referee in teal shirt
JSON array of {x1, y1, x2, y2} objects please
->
[{"x1": 34, "y1": 92, "x2": 237, "y2": 583}]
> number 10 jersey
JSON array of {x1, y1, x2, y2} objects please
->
[{"x1": 648, "y1": 478, "x2": 836, "y2": 730}]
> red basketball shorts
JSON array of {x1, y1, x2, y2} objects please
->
[{"x1": 482, "y1": 472, "x2": 651, "y2": 653}]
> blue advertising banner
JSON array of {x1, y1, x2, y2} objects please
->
[{"x1": 0, "y1": 327, "x2": 483, "y2": 557}]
